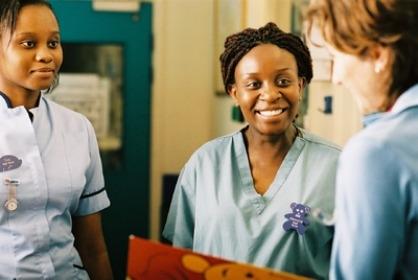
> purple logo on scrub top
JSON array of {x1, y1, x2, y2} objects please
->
[
  {"x1": 282, "y1": 202, "x2": 311, "y2": 235},
  {"x1": 0, "y1": 155, "x2": 22, "y2": 172}
]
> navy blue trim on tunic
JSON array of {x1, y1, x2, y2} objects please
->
[
  {"x1": 73, "y1": 264, "x2": 86, "y2": 270},
  {"x1": 0, "y1": 91, "x2": 13, "y2": 108},
  {"x1": 80, "y1": 187, "x2": 106, "y2": 199},
  {"x1": 0, "y1": 91, "x2": 35, "y2": 121}
]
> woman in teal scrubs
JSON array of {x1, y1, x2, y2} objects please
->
[{"x1": 164, "y1": 22, "x2": 340, "y2": 279}]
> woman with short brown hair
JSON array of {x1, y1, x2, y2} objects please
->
[{"x1": 305, "y1": 0, "x2": 418, "y2": 279}]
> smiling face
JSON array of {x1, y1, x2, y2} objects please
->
[
  {"x1": 229, "y1": 44, "x2": 303, "y2": 137},
  {"x1": 0, "y1": 4, "x2": 62, "y2": 96}
]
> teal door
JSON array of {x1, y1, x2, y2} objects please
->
[{"x1": 50, "y1": 2, "x2": 152, "y2": 279}]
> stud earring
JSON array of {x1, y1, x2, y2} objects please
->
[
  {"x1": 231, "y1": 104, "x2": 245, "y2": 123},
  {"x1": 374, "y1": 63, "x2": 383, "y2": 74}
]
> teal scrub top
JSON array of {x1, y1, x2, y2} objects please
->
[{"x1": 164, "y1": 128, "x2": 340, "y2": 279}]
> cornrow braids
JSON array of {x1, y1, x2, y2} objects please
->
[
  {"x1": 0, "y1": 0, "x2": 53, "y2": 35},
  {"x1": 220, "y1": 22, "x2": 313, "y2": 94}
]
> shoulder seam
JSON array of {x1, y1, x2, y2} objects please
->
[{"x1": 299, "y1": 130, "x2": 341, "y2": 151}]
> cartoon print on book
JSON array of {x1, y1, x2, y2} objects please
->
[
  {"x1": 126, "y1": 237, "x2": 310, "y2": 280},
  {"x1": 182, "y1": 255, "x2": 302, "y2": 280}
]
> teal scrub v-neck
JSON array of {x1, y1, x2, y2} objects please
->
[{"x1": 164, "y1": 128, "x2": 340, "y2": 279}]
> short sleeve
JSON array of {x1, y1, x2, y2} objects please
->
[
  {"x1": 73, "y1": 118, "x2": 110, "y2": 216},
  {"x1": 162, "y1": 163, "x2": 196, "y2": 249}
]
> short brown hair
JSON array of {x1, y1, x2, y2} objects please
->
[{"x1": 305, "y1": 0, "x2": 418, "y2": 97}]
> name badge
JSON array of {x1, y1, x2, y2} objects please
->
[
  {"x1": 0, "y1": 155, "x2": 22, "y2": 172},
  {"x1": 282, "y1": 202, "x2": 311, "y2": 235}
]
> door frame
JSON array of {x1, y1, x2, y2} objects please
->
[{"x1": 50, "y1": 2, "x2": 152, "y2": 278}]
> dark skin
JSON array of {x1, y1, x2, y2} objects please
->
[
  {"x1": 73, "y1": 213, "x2": 113, "y2": 280},
  {"x1": 0, "y1": 5, "x2": 113, "y2": 279},
  {"x1": 229, "y1": 44, "x2": 304, "y2": 195},
  {"x1": 0, "y1": 5, "x2": 62, "y2": 109},
  {"x1": 243, "y1": 125, "x2": 297, "y2": 195}
]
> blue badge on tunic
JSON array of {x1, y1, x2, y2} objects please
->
[
  {"x1": 0, "y1": 155, "x2": 22, "y2": 172},
  {"x1": 282, "y1": 202, "x2": 310, "y2": 235}
]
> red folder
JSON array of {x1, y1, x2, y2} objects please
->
[{"x1": 126, "y1": 235, "x2": 311, "y2": 280}]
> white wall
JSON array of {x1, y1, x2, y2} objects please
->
[
  {"x1": 151, "y1": 0, "x2": 215, "y2": 240},
  {"x1": 246, "y1": 0, "x2": 291, "y2": 31},
  {"x1": 305, "y1": 82, "x2": 361, "y2": 146}
]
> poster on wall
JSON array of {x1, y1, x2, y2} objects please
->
[{"x1": 47, "y1": 73, "x2": 110, "y2": 140}]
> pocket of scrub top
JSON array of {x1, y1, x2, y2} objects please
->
[
  {"x1": 303, "y1": 210, "x2": 334, "y2": 258},
  {"x1": 72, "y1": 250, "x2": 90, "y2": 280},
  {"x1": 71, "y1": 250, "x2": 90, "y2": 280},
  {"x1": 73, "y1": 264, "x2": 89, "y2": 280}
]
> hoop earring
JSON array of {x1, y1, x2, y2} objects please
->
[{"x1": 231, "y1": 104, "x2": 245, "y2": 123}]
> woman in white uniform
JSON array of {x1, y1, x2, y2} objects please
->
[
  {"x1": 0, "y1": 1, "x2": 112, "y2": 279},
  {"x1": 164, "y1": 22, "x2": 340, "y2": 279}
]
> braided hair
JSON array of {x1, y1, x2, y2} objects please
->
[{"x1": 220, "y1": 22, "x2": 313, "y2": 94}]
